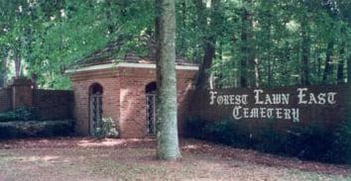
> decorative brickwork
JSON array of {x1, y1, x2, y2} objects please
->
[{"x1": 69, "y1": 63, "x2": 198, "y2": 138}]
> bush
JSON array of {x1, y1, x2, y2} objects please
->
[
  {"x1": 184, "y1": 117, "x2": 207, "y2": 139},
  {"x1": 205, "y1": 119, "x2": 251, "y2": 148},
  {"x1": 329, "y1": 120, "x2": 351, "y2": 164},
  {"x1": 0, "y1": 120, "x2": 74, "y2": 139},
  {"x1": 0, "y1": 112, "x2": 16, "y2": 122},
  {"x1": 185, "y1": 118, "x2": 251, "y2": 148},
  {"x1": 252, "y1": 121, "x2": 288, "y2": 155},
  {"x1": 94, "y1": 117, "x2": 119, "y2": 139},
  {"x1": 0, "y1": 106, "x2": 37, "y2": 122},
  {"x1": 185, "y1": 117, "x2": 350, "y2": 164}
]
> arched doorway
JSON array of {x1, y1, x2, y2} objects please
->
[
  {"x1": 145, "y1": 82, "x2": 156, "y2": 135},
  {"x1": 89, "y1": 83, "x2": 103, "y2": 136}
]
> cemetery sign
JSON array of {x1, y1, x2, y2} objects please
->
[{"x1": 202, "y1": 85, "x2": 346, "y2": 124}]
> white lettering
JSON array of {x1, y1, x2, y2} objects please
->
[
  {"x1": 308, "y1": 93, "x2": 318, "y2": 104},
  {"x1": 267, "y1": 108, "x2": 273, "y2": 118},
  {"x1": 233, "y1": 106, "x2": 242, "y2": 119},
  {"x1": 254, "y1": 89, "x2": 264, "y2": 104},
  {"x1": 281, "y1": 94, "x2": 290, "y2": 104},
  {"x1": 209, "y1": 91, "x2": 217, "y2": 105},
  {"x1": 292, "y1": 108, "x2": 300, "y2": 123},
  {"x1": 260, "y1": 107, "x2": 266, "y2": 118},
  {"x1": 276, "y1": 108, "x2": 282, "y2": 119},
  {"x1": 243, "y1": 108, "x2": 249, "y2": 117},
  {"x1": 318, "y1": 93, "x2": 326, "y2": 104},
  {"x1": 327, "y1": 92, "x2": 337, "y2": 104},
  {"x1": 297, "y1": 88, "x2": 308, "y2": 104},
  {"x1": 242, "y1": 95, "x2": 248, "y2": 105},
  {"x1": 284, "y1": 109, "x2": 291, "y2": 120}
]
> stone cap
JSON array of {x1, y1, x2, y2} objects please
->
[{"x1": 8, "y1": 77, "x2": 34, "y2": 87}]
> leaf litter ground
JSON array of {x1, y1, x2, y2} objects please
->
[{"x1": 0, "y1": 138, "x2": 349, "y2": 181}]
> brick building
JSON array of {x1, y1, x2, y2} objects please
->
[{"x1": 67, "y1": 55, "x2": 198, "y2": 138}]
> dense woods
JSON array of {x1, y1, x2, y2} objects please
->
[{"x1": 0, "y1": 0, "x2": 350, "y2": 89}]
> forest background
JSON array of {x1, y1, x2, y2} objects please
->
[{"x1": 0, "y1": 0, "x2": 350, "y2": 89}]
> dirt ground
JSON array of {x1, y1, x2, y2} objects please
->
[{"x1": 0, "y1": 137, "x2": 349, "y2": 181}]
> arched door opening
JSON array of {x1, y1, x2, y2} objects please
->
[
  {"x1": 89, "y1": 83, "x2": 103, "y2": 136},
  {"x1": 145, "y1": 82, "x2": 156, "y2": 135}
]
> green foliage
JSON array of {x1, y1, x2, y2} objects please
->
[
  {"x1": 1, "y1": 0, "x2": 350, "y2": 88},
  {"x1": 94, "y1": 117, "x2": 119, "y2": 139},
  {"x1": 185, "y1": 118, "x2": 250, "y2": 149},
  {"x1": 184, "y1": 117, "x2": 207, "y2": 139},
  {"x1": 330, "y1": 120, "x2": 351, "y2": 164},
  {"x1": 185, "y1": 117, "x2": 351, "y2": 164},
  {"x1": 0, "y1": 120, "x2": 74, "y2": 139},
  {"x1": 0, "y1": 106, "x2": 37, "y2": 122}
]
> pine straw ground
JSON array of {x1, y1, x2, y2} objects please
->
[{"x1": 0, "y1": 138, "x2": 349, "y2": 181}]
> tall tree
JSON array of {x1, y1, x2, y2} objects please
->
[
  {"x1": 0, "y1": 56, "x2": 6, "y2": 87},
  {"x1": 240, "y1": 0, "x2": 256, "y2": 88},
  {"x1": 300, "y1": 16, "x2": 311, "y2": 86},
  {"x1": 155, "y1": 0, "x2": 181, "y2": 160},
  {"x1": 195, "y1": 0, "x2": 221, "y2": 89}
]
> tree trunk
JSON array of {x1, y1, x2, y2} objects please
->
[
  {"x1": 178, "y1": 0, "x2": 187, "y2": 57},
  {"x1": 196, "y1": 41, "x2": 215, "y2": 89},
  {"x1": 240, "y1": 0, "x2": 255, "y2": 88},
  {"x1": 337, "y1": 46, "x2": 345, "y2": 84},
  {"x1": 195, "y1": 0, "x2": 220, "y2": 89},
  {"x1": 155, "y1": 0, "x2": 181, "y2": 161},
  {"x1": 322, "y1": 41, "x2": 334, "y2": 84},
  {"x1": 240, "y1": 6, "x2": 249, "y2": 88},
  {"x1": 106, "y1": 0, "x2": 114, "y2": 34},
  {"x1": 14, "y1": 49, "x2": 21, "y2": 78},
  {"x1": 300, "y1": 18, "x2": 310, "y2": 86},
  {"x1": 0, "y1": 58, "x2": 6, "y2": 87}
]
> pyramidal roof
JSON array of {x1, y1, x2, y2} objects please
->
[{"x1": 71, "y1": 38, "x2": 197, "y2": 69}]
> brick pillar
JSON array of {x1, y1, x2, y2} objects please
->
[{"x1": 9, "y1": 77, "x2": 33, "y2": 109}]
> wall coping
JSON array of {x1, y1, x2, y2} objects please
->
[{"x1": 66, "y1": 62, "x2": 199, "y2": 74}]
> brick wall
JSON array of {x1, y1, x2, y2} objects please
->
[
  {"x1": 187, "y1": 84, "x2": 348, "y2": 134},
  {"x1": 118, "y1": 67, "x2": 156, "y2": 138},
  {"x1": 0, "y1": 78, "x2": 74, "y2": 121},
  {"x1": 32, "y1": 89, "x2": 74, "y2": 120},
  {"x1": 70, "y1": 69, "x2": 120, "y2": 135},
  {"x1": 70, "y1": 64, "x2": 198, "y2": 138},
  {"x1": 0, "y1": 88, "x2": 12, "y2": 112},
  {"x1": 118, "y1": 67, "x2": 197, "y2": 138}
]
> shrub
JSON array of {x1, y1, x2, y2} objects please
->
[
  {"x1": 184, "y1": 117, "x2": 207, "y2": 139},
  {"x1": 252, "y1": 121, "x2": 288, "y2": 155},
  {"x1": 0, "y1": 106, "x2": 37, "y2": 122},
  {"x1": 185, "y1": 118, "x2": 251, "y2": 148},
  {"x1": 0, "y1": 120, "x2": 74, "y2": 139},
  {"x1": 329, "y1": 120, "x2": 351, "y2": 164},
  {"x1": 94, "y1": 117, "x2": 119, "y2": 138},
  {"x1": 204, "y1": 119, "x2": 251, "y2": 148},
  {"x1": 185, "y1": 117, "x2": 350, "y2": 164},
  {"x1": 0, "y1": 112, "x2": 16, "y2": 122}
]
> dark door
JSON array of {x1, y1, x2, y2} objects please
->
[
  {"x1": 90, "y1": 91, "x2": 103, "y2": 136},
  {"x1": 89, "y1": 83, "x2": 103, "y2": 136},
  {"x1": 146, "y1": 93, "x2": 156, "y2": 135}
]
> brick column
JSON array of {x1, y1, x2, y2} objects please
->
[{"x1": 9, "y1": 77, "x2": 33, "y2": 109}]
